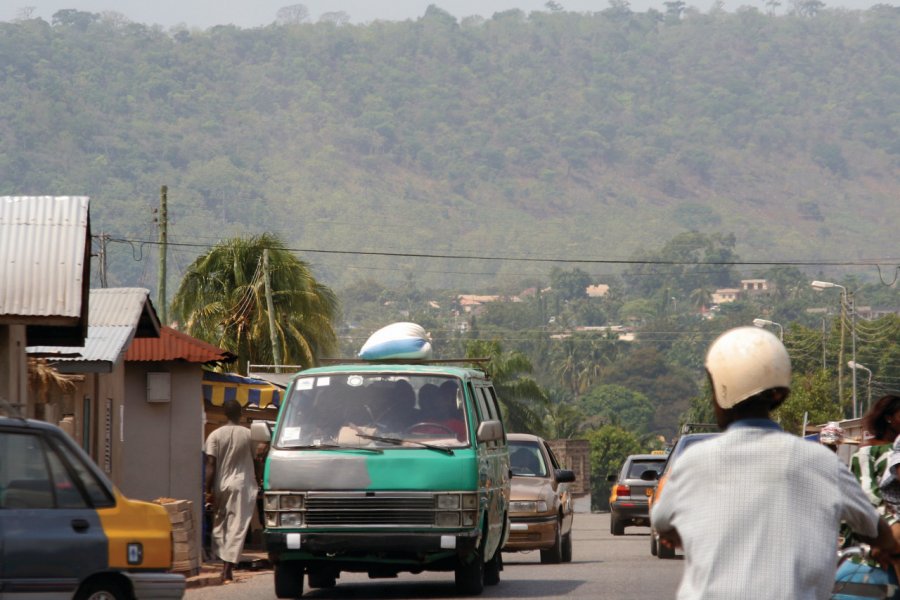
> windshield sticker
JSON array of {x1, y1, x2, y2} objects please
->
[
  {"x1": 347, "y1": 375, "x2": 364, "y2": 387},
  {"x1": 317, "y1": 377, "x2": 331, "y2": 387},
  {"x1": 283, "y1": 427, "x2": 301, "y2": 441},
  {"x1": 296, "y1": 379, "x2": 314, "y2": 390}
]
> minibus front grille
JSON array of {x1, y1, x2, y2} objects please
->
[{"x1": 305, "y1": 494, "x2": 436, "y2": 527}]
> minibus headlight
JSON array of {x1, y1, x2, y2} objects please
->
[
  {"x1": 265, "y1": 512, "x2": 279, "y2": 528},
  {"x1": 435, "y1": 512, "x2": 460, "y2": 527},
  {"x1": 264, "y1": 495, "x2": 279, "y2": 511},
  {"x1": 462, "y1": 511, "x2": 477, "y2": 527},
  {"x1": 280, "y1": 495, "x2": 304, "y2": 510},
  {"x1": 280, "y1": 512, "x2": 304, "y2": 527},
  {"x1": 461, "y1": 494, "x2": 478, "y2": 509},
  {"x1": 436, "y1": 494, "x2": 460, "y2": 510}
]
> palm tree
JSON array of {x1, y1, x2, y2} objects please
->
[
  {"x1": 465, "y1": 339, "x2": 549, "y2": 436},
  {"x1": 171, "y1": 233, "x2": 338, "y2": 374}
]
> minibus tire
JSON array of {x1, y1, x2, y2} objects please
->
[
  {"x1": 484, "y1": 549, "x2": 501, "y2": 586},
  {"x1": 274, "y1": 561, "x2": 304, "y2": 598},
  {"x1": 455, "y1": 548, "x2": 485, "y2": 596}
]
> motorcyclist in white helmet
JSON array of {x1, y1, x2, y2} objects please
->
[{"x1": 651, "y1": 326, "x2": 900, "y2": 600}]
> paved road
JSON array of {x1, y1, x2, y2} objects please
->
[{"x1": 186, "y1": 512, "x2": 684, "y2": 599}]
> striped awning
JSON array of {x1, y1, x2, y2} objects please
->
[{"x1": 202, "y1": 371, "x2": 283, "y2": 409}]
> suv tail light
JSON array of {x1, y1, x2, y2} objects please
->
[{"x1": 615, "y1": 484, "x2": 631, "y2": 497}]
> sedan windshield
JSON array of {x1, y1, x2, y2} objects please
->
[
  {"x1": 275, "y1": 373, "x2": 469, "y2": 449},
  {"x1": 509, "y1": 441, "x2": 548, "y2": 477}
]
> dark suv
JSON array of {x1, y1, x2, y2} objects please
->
[
  {"x1": 607, "y1": 453, "x2": 667, "y2": 535},
  {"x1": 647, "y1": 432, "x2": 719, "y2": 557}
]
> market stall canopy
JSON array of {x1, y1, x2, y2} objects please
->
[{"x1": 202, "y1": 371, "x2": 283, "y2": 409}]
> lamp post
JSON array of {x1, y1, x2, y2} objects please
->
[
  {"x1": 671, "y1": 297, "x2": 677, "y2": 314},
  {"x1": 812, "y1": 281, "x2": 856, "y2": 418},
  {"x1": 847, "y1": 361, "x2": 872, "y2": 414},
  {"x1": 752, "y1": 318, "x2": 783, "y2": 341}
]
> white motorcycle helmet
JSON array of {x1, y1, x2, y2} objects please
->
[{"x1": 705, "y1": 326, "x2": 792, "y2": 410}]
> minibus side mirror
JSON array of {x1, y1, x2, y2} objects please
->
[
  {"x1": 251, "y1": 421, "x2": 273, "y2": 443},
  {"x1": 476, "y1": 420, "x2": 504, "y2": 443}
]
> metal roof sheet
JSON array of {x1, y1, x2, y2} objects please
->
[
  {"x1": 88, "y1": 288, "x2": 161, "y2": 337},
  {"x1": 28, "y1": 326, "x2": 134, "y2": 373},
  {"x1": 125, "y1": 326, "x2": 236, "y2": 364},
  {"x1": 0, "y1": 196, "x2": 90, "y2": 321}
]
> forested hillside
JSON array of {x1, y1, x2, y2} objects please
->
[{"x1": 1, "y1": 5, "x2": 898, "y2": 290}]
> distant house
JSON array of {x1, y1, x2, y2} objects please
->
[
  {"x1": 858, "y1": 306, "x2": 900, "y2": 320},
  {"x1": 741, "y1": 279, "x2": 771, "y2": 295},
  {"x1": 712, "y1": 288, "x2": 741, "y2": 304},
  {"x1": 457, "y1": 294, "x2": 502, "y2": 313},
  {"x1": 585, "y1": 284, "x2": 610, "y2": 298}
]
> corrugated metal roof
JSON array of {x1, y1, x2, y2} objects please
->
[
  {"x1": 0, "y1": 196, "x2": 90, "y2": 321},
  {"x1": 88, "y1": 288, "x2": 161, "y2": 337},
  {"x1": 28, "y1": 326, "x2": 134, "y2": 373},
  {"x1": 125, "y1": 326, "x2": 236, "y2": 364}
]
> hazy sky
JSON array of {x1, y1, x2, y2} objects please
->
[{"x1": 2, "y1": 0, "x2": 892, "y2": 28}]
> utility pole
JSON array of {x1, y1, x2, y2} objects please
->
[
  {"x1": 838, "y1": 297, "x2": 845, "y2": 415},
  {"x1": 98, "y1": 232, "x2": 109, "y2": 288},
  {"x1": 263, "y1": 249, "x2": 282, "y2": 373},
  {"x1": 157, "y1": 186, "x2": 168, "y2": 324},
  {"x1": 849, "y1": 291, "x2": 857, "y2": 420}
]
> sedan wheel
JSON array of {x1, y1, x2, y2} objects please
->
[
  {"x1": 561, "y1": 532, "x2": 573, "y2": 563},
  {"x1": 540, "y1": 520, "x2": 563, "y2": 564},
  {"x1": 610, "y1": 516, "x2": 625, "y2": 536},
  {"x1": 76, "y1": 580, "x2": 128, "y2": 600}
]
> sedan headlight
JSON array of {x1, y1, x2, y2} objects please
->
[{"x1": 509, "y1": 500, "x2": 548, "y2": 513}]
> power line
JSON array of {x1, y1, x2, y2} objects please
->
[{"x1": 103, "y1": 236, "x2": 900, "y2": 268}]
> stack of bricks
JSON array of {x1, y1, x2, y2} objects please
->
[{"x1": 155, "y1": 498, "x2": 201, "y2": 577}]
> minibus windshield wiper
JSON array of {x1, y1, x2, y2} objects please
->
[
  {"x1": 281, "y1": 442, "x2": 383, "y2": 453},
  {"x1": 354, "y1": 433, "x2": 454, "y2": 455}
]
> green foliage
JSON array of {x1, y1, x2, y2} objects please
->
[
  {"x1": 584, "y1": 425, "x2": 645, "y2": 511},
  {"x1": 549, "y1": 267, "x2": 592, "y2": 302},
  {"x1": 774, "y1": 370, "x2": 840, "y2": 434},
  {"x1": 580, "y1": 384, "x2": 655, "y2": 432},
  {"x1": 464, "y1": 339, "x2": 550, "y2": 436},
  {"x1": 0, "y1": 10, "x2": 897, "y2": 293},
  {"x1": 170, "y1": 233, "x2": 338, "y2": 373}
]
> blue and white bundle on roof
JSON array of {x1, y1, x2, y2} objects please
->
[{"x1": 358, "y1": 322, "x2": 433, "y2": 360}]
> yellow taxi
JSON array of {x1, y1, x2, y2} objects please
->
[{"x1": 0, "y1": 415, "x2": 185, "y2": 599}]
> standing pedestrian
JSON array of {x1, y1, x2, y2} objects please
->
[
  {"x1": 854, "y1": 395, "x2": 900, "y2": 517},
  {"x1": 204, "y1": 399, "x2": 258, "y2": 581},
  {"x1": 651, "y1": 326, "x2": 899, "y2": 600}
]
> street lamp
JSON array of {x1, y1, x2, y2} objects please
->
[
  {"x1": 752, "y1": 318, "x2": 783, "y2": 341},
  {"x1": 812, "y1": 280, "x2": 856, "y2": 418},
  {"x1": 847, "y1": 361, "x2": 873, "y2": 414}
]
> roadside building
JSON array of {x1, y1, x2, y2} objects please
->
[{"x1": 0, "y1": 196, "x2": 90, "y2": 412}]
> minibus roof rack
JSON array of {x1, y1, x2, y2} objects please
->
[{"x1": 317, "y1": 357, "x2": 491, "y2": 367}]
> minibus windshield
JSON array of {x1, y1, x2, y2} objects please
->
[{"x1": 275, "y1": 374, "x2": 469, "y2": 449}]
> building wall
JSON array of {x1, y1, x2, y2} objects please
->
[
  {"x1": 122, "y1": 362, "x2": 204, "y2": 552},
  {"x1": 0, "y1": 325, "x2": 27, "y2": 413},
  {"x1": 547, "y1": 438, "x2": 591, "y2": 498}
]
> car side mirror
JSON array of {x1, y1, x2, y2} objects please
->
[
  {"x1": 251, "y1": 421, "x2": 273, "y2": 443},
  {"x1": 476, "y1": 420, "x2": 504, "y2": 443},
  {"x1": 555, "y1": 469, "x2": 576, "y2": 483},
  {"x1": 606, "y1": 473, "x2": 618, "y2": 483},
  {"x1": 640, "y1": 469, "x2": 660, "y2": 482}
]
